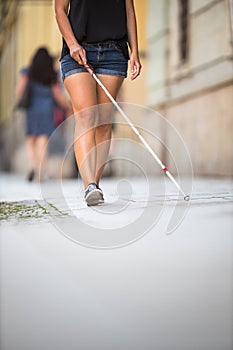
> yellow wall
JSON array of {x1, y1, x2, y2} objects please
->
[
  {"x1": 0, "y1": 0, "x2": 148, "y2": 124},
  {"x1": 0, "y1": 0, "x2": 62, "y2": 124},
  {"x1": 0, "y1": 27, "x2": 17, "y2": 123},
  {"x1": 122, "y1": 0, "x2": 148, "y2": 106},
  {"x1": 135, "y1": 0, "x2": 148, "y2": 51},
  {"x1": 15, "y1": 1, "x2": 61, "y2": 83}
]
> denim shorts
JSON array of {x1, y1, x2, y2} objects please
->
[{"x1": 60, "y1": 41, "x2": 128, "y2": 81}]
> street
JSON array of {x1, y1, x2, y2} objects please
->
[{"x1": 0, "y1": 173, "x2": 232, "y2": 350}]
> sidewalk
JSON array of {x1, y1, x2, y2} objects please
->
[{"x1": 0, "y1": 172, "x2": 233, "y2": 350}]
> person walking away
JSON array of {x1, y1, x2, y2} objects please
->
[{"x1": 16, "y1": 47, "x2": 71, "y2": 182}]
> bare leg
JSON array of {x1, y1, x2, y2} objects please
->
[
  {"x1": 36, "y1": 135, "x2": 48, "y2": 180},
  {"x1": 26, "y1": 136, "x2": 36, "y2": 172},
  {"x1": 64, "y1": 72, "x2": 124, "y2": 190},
  {"x1": 64, "y1": 73, "x2": 98, "y2": 188},
  {"x1": 95, "y1": 75, "x2": 124, "y2": 185}
]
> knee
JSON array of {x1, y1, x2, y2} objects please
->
[
  {"x1": 96, "y1": 123, "x2": 112, "y2": 136},
  {"x1": 75, "y1": 109, "x2": 96, "y2": 129}
]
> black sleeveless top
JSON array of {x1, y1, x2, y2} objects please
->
[{"x1": 61, "y1": 0, "x2": 128, "y2": 58}]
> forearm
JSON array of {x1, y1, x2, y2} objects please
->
[
  {"x1": 55, "y1": 0, "x2": 88, "y2": 65},
  {"x1": 15, "y1": 74, "x2": 27, "y2": 98},
  {"x1": 52, "y1": 84, "x2": 71, "y2": 110},
  {"x1": 125, "y1": 0, "x2": 139, "y2": 55},
  {"x1": 55, "y1": 0, "x2": 79, "y2": 49}
]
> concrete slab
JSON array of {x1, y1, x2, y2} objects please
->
[{"x1": 0, "y1": 173, "x2": 232, "y2": 350}]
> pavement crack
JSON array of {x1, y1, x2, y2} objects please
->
[{"x1": 0, "y1": 200, "x2": 68, "y2": 223}]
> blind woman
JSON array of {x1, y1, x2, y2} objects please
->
[{"x1": 55, "y1": 0, "x2": 141, "y2": 205}]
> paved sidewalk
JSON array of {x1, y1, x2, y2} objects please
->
[{"x1": 0, "y1": 173, "x2": 233, "y2": 350}]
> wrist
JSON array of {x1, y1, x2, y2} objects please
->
[
  {"x1": 68, "y1": 41, "x2": 80, "y2": 50},
  {"x1": 130, "y1": 50, "x2": 139, "y2": 58},
  {"x1": 130, "y1": 47, "x2": 139, "y2": 55}
]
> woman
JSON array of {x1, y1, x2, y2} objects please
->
[
  {"x1": 55, "y1": 0, "x2": 141, "y2": 205},
  {"x1": 16, "y1": 47, "x2": 70, "y2": 182}
]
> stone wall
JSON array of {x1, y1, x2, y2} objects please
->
[{"x1": 146, "y1": 0, "x2": 233, "y2": 176}]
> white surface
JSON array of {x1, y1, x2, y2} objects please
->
[{"x1": 0, "y1": 173, "x2": 233, "y2": 350}]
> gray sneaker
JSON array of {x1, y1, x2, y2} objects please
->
[{"x1": 84, "y1": 183, "x2": 104, "y2": 206}]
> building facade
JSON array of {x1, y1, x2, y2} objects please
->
[
  {"x1": 0, "y1": 0, "x2": 148, "y2": 176},
  {"x1": 0, "y1": 0, "x2": 232, "y2": 177},
  {"x1": 146, "y1": 0, "x2": 233, "y2": 176},
  {"x1": 0, "y1": 0, "x2": 67, "y2": 173}
]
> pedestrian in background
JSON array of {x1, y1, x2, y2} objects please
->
[
  {"x1": 55, "y1": 0, "x2": 141, "y2": 206},
  {"x1": 16, "y1": 47, "x2": 71, "y2": 182}
]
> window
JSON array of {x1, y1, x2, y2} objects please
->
[{"x1": 178, "y1": 0, "x2": 189, "y2": 64}]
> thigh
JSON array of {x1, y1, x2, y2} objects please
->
[
  {"x1": 64, "y1": 73, "x2": 97, "y2": 112},
  {"x1": 96, "y1": 75, "x2": 124, "y2": 124},
  {"x1": 96, "y1": 75, "x2": 124, "y2": 103}
]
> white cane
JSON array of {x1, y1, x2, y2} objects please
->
[{"x1": 86, "y1": 64, "x2": 190, "y2": 201}]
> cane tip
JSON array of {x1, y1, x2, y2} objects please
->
[{"x1": 184, "y1": 195, "x2": 190, "y2": 202}]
